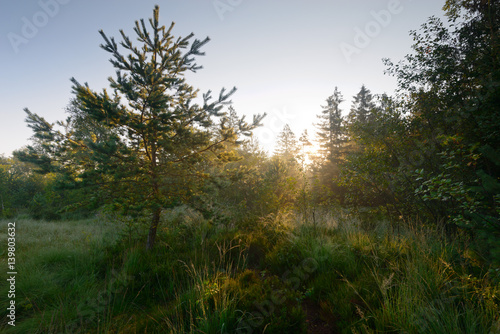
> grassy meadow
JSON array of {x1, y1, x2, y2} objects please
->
[{"x1": 1, "y1": 209, "x2": 499, "y2": 333}]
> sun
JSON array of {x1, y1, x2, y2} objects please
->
[{"x1": 298, "y1": 140, "x2": 322, "y2": 167}]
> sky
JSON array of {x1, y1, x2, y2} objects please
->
[{"x1": 0, "y1": 0, "x2": 447, "y2": 157}]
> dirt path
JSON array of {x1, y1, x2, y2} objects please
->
[{"x1": 302, "y1": 299, "x2": 338, "y2": 334}]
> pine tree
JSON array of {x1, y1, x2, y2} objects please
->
[
  {"x1": 312, "y1": 87, "x2": 348, "y2": 203},
  {"x1": 17, "y1": 6, "x2": 264, "y2": 249},
  {"x1": 349, "y1": 84, "x2": 375, "y2": 124},
  {"x1": 298, "y1": 129, "x2": 312, "y2": 166},
  {"x1": 299, "y1": 129, "x2": 311, "y2": 147},
  {"x1": 274, "y1": 124, "x2": 299, "y2": 160},
  {"x1": 316, "y1": 87, "x2": 345, "y2": 164}
]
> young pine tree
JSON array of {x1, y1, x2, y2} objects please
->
[{"x1": 18, "y1": 6, "x2": 264, "y2": 249}]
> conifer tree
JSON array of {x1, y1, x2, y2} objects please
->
[
  {"x1": 274, "y1": 124, "x2": 299, "y2": 161},
  {"x1": 298, "y1": 129, "x2": 312, "y2": 166},
  {"x1": 349, "y1": 84, "x2": 375, "y2": 124},
  {"x1": 316, "y1": 87, "x2": 345, "y2": 163},
  {"x1": 313, "y1": 87, "x2": 348, "y2": 203},
  {"x1": 299, "y1": 129, "x2": 311, "y2": 148},
  {"x1": 17, "y1": 6, "x2": 264, "y2": 249}
]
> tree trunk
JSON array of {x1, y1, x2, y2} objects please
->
[{"x1": 146, "y1": 208, "x2": 161, "y2": 250}]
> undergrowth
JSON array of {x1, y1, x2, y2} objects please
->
[{"x1": 0, "y1": 207, "x2": 498, "y2": 333}]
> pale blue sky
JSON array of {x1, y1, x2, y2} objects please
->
[{"x1": 0, "y1": 0, "x2": 445, "y2": 156}]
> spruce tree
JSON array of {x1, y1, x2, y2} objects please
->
[
  {"x1": 316, "y1": 87, "x2": 345, "y2": 164},
  {"x1": 349, "y1": 84, "x2": 375, "y2": 124},
  {"x1": 313, "y1": 87, "x2": 348, "y2": 203}
]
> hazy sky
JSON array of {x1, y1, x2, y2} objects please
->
[{"x1": 0, "y1": 0, "x2": 446, "y2": 156}]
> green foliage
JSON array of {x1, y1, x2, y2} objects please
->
[
  {"x1": 348, "y1": 84, "x2": 376, "y2": 125},
  {"x1": 2, "y1": 209, "x2": 500, "y2": 333},
  {"x1": 415, "y1": 140, "x2": 500, "y2": 263},
  {"x1": 316, "y1": 87, "x2": 345, "y2": 163},
  {"x1": 17, "y1": 6, "x2": 264, "y2": 249},
  {"x1": 0, "y1": 156, "x2": 44, "y2": 218},
  {"x1": 225, "y1": 269, "x2": 307, "y2": 333},
  {"x1": 336, "y1": 1, "x2": 500, "y2": 251},
  {"x1": 265, "y1": 239, "x2": 304, "y2": 274},
  {"x1": 208, "y1": 138, "x2": 305, "y2": 222},
  {"x1": 274, "y1": 124, "x2": 299, "y2": 161},
  {"x1": 290, "y1": 211, "x2": 500, "y2": 334},
  {"x1": 4, "y1": 1, "x2": 500, "y2": 333},
  {"x1": 310, "y1": 87, "x2": 350, "y2": 204},
  {"x1": 0, "y1": 218, "x2": 118, "y2": 333}
]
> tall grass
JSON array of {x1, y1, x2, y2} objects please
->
[
  {"x1": 0, "y1": 208, "x2": 498, "y2": 333},
  {"x1": 152, "y1": 239, "x2": 247, "y2": 333},
  {"x1": 0, "y1": 217, "x2": 119, "y2": 333},
  {"x1": 284, "y1": 209, "x2": 500, "y2": 333}
]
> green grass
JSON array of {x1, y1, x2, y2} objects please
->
[
  {"x1": 286, "y1": 211, "x2": 500, "y2": 333},
  {"x1": 0, "y1": 209, "x2": 498, "y2": 333},
  {"x1": 0, "y1": 217, "x2": 119, "y2": 333}
]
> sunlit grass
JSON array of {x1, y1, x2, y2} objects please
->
[
  {"x1": 285, "y1": 209, "x2": 500, "y2": 333},
  {"x1": 0, "y1": 217, "x2": 117, "y2": 255},
  {"x1": 0, "y1": 210, "x2": 498, "y2": 333}
]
